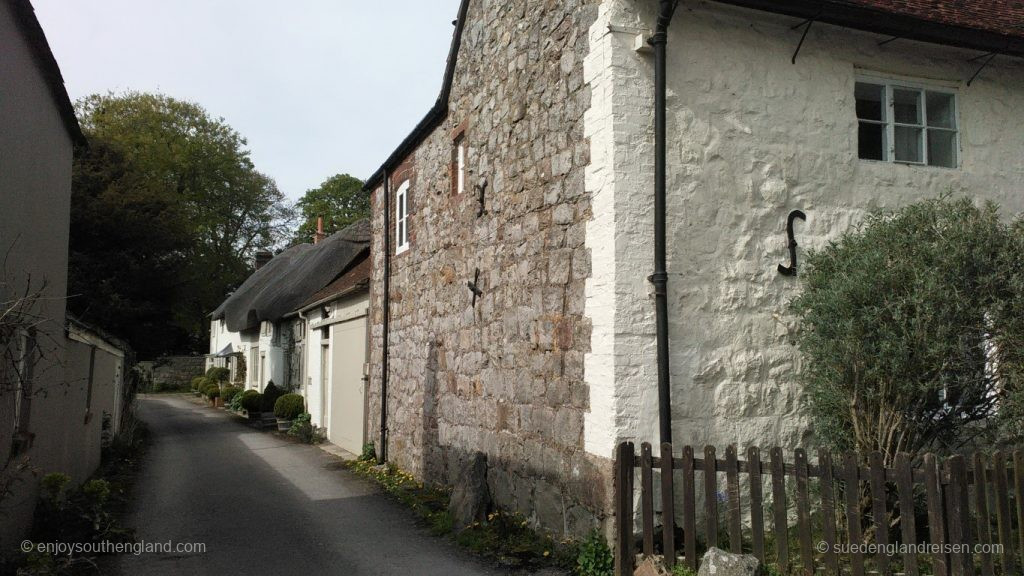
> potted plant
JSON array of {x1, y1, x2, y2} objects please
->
[
  {"x1": 191, "y1": 376, "x2": 206, "y2": 397},
  {"x1": 239, "y1": 389, "x2": 262, "y2": 420},
  {"x1": 221, "y1": 386, "x2": 241, "y2": 410},
  {"x1": 273, "y1": 393, "x2": 304, "y2": 431},
  {"x1": 206, "y1": 385, "x2": 221, "y2": 407}
]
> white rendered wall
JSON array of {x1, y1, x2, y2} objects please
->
[{"x1": 583, "y1": 0, "x2": 1024, "y2": 457}]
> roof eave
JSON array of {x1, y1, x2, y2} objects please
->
[{"x1": 711, "y1": 0, "x2": 1024, "y2": 58}]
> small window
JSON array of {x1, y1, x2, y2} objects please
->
[
  {"x1": 452, "y1": 133, "x2": 466, "y2": 195},
  {"x1": 855, "y1": 79, "x2": 958, "y2": 168},
  {"x1": 395, "y1": 181, "x2": 410, "y2": 254}
]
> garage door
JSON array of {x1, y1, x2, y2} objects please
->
[{"x1": 327, "y1": 316, "x2": 366, "y2": 454}]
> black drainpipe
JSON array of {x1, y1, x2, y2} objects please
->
[
  {"x1": 379, "y1": 170, "x2": 391, "y2": 464},
  {"x1": 648, "y1": 0, "x2": 678, "y2": 445}
]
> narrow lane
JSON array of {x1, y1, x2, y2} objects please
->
[{"x1": 117, "y1": 395, "x2": 505, "y2": 576}]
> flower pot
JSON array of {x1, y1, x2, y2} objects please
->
[
  {"x1": 276, "y1": 418, "x2": 293, "y2": 432},
  {"x1": 215, "y1": 397, "x2": 224, "y2": 408}
]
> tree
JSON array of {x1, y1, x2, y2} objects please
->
[
  {"x1": 291, "y1": 174, "x2": 368, "y2": 245},
  {"x1": 791, "y1": 197, "x2": 1024, "y2": 463},
  {"x1": 70, "y1": 92, "x2": 293, "y2": 357}
]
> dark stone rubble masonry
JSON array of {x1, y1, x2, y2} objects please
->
[{"x1": 365, "y1": 0, "x2": 608, "y2": 539}]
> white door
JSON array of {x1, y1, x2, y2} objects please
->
[{"x1": 327, "y1": 316, "x2": 366, "y2": 454}]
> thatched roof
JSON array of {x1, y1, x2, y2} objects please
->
[{"x1": 212, "y1": 219, "x2": 370, "y2": 332}]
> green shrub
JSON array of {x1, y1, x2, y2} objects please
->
[
  {"x1": 207, "y1": 386, "x2": 220, "y2": 399},
  {"x1": 261, "y1": 381, "x2": 283, "y2": 412},
  {"x1": 239, "y1": 389, "x2": 262, "y2": 413},
  {"x1": 671, "y1": 563, "x2": 697, "y2": 576},
  {"x1": 576, "y1": 529, "x2": 613, "y2": 576},
  {"x1": 359, "y1": 443, "x2": 377, "y2": 462},
  {"x1": 190, "y1": 376, "x2": 205, "y2": 391},
  {"x1": 206, "y1": 366, "x2": 230, "y2": 382},
  {"x1": 792, "y1": 197, "x2": 1024, "y2": 458},
  {"x1": 273, "y1": 393, "x2": 304, "y2": 420},
  {"x1": 221, "y1": 386, "x2": 241, "y2": 403},
  {"x1": 229, "y1": 388, "x2": 246, "y2": 411},
  {"x1": 287, "y1": 413, "x2": 325, "y2": 444}
]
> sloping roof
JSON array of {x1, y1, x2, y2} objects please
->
[
  {"x1": 212, "y1": 219, "x2": 371, "y2": 332},
  {"x1": 713, "y1": 0, "x2": 1024, "y2": 57},
  {"x1": 841, "y1": 0, "x2": 1024, "y2": 37},
  {"x1": 7, "y1": 0, "x2": 86, "y2": 145},
  {"x1": 362, "y1": 0, "x2": 470, "y2": 191},
  {"x1": 298, "y1": 252, "x2": 371, "y2": 311}
]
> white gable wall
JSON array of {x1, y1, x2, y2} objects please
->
[{"x1": 583, "y1": 0, "x2": 1024, "y2": 458}]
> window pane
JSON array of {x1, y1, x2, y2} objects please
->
[
  {"x1": 855, "y1": 82, "x2": 884, "y2": 121},
  {"x1": 928, "y1": 129, "x2": 957, "y2": 167},
  {"x1": 858, "y1": 122, "x2": 885, "y2": 160},
  {"x1": 926, "y1": 91, "x2": 955, "y2": 128},
  {"x1": 894, "y1": 126, "x2": 923, "y2": 163},
  {"x1": 893, "y1": 89, "x2": 922, "y2": 124}
]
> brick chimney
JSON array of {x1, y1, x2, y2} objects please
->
[
  {"x1": 254, "y1": 250, "x2": 273, "y2": 270},
  {"x1": 313, "y1": 216, "x2": 326, "y2": 245}
]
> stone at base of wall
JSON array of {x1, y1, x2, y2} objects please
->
[
  {"x1": 697, "y1": 548, "x2": 764, "y2": 576},
  {"x1": 449, "y1": 451, "x2": 491, "y2": 529}
]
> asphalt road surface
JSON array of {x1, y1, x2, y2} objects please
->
[{"x1": 115, "y1": 395, "x2": 509, "y2": 575}]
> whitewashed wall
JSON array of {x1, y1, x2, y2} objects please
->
[{"x1": 583, "y1": 0, "x2": 1024, "y2": 458}]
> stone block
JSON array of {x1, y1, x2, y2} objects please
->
[{"x1": 697, "y1": 548, "x2": 764, "y2": 576}]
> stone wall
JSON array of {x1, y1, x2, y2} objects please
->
[
  {"x1": 149, "y1": 355, "x2": 205, "y2": 390},
  {"x1": 584, "y1": 0, "x2": 1024, "y2": 458},
  {"x1": 366, "y1": 0, "x2": 606, "y2": 538}
]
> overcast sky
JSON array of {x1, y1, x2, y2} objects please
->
[{"x1": 31, "y1": 0, "x2": 462, "y2": 200}]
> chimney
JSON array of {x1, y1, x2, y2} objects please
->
[
  {"x1": 313, "y1": 216, "x2": 326, "y2": 245},
  {"x1": 254, "y1": 251, "x2": 273, "y2": 270}
]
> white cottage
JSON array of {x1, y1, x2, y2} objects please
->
[{"x1": 209, "y1": 220, "x2": 370, "y2": 393}]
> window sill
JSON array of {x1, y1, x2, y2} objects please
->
[{"x1": 858, "y1": 158, "x2": 960, "y2": 171}]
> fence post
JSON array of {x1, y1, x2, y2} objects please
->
[
  {"x1": 614, "y1": 441, "x2": 635, "y2": 576},
  {"x1": 923, "y1": 453, "x2": 947, "y2": 576},
  {"x1": 992, "y1": 451, "x2": 1016, "y2": 574},
  {"x1": 895, "y1": 453, "x2": 919, "y2": 576},
  {"x1": 748, "y1": 447, "x2": 766, "y2": 565},
  {"x1": 772, "y1": 447, "x2": 789, "y2": 574},
  {"x1": 843, "y1": 452, "x2": 865, "y2": 576},
  {"x1": 1014, "y1": 450, "x2": 1024, "y2": 568},
  {"x1": 640, "y1": 443, "x2": 654, "y2": 557},
  {"x1": 868, "y1": 451, "x2": 890, "y2": 575},
  {"x1": 795, "y1": 448, "x2": 813, "y2": 575},
  {"x1": 945, "y1": 455, "x2": 970, "y2": 576},
  {"x1": 818, "y1": 449, "x2": 839, "y2": 576},
  {"x1": 682, "y1": 445, "x2": 696, "y2": 572},
  {"x1": 661, "y1": 442, "x2": 676, "y2": 567},
  {"x1": 972, "y1": 452, "x2": 993, "y2": 576},
  {"x1": 725, "y1": 445, "x2": 742, "y2": 554}
]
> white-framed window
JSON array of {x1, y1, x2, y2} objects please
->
[
  {"x1": 855, "y1": 78, "x2": 959, "y2": 168},
  {"x1": 395, "y1": 180, "x2": 410, "y2": 254}
]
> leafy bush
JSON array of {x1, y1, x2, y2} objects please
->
[
  {"x1": 576, "y1": 529, "x2": 613, "y2": 576},
  {"x1": 229, "y1": 388, "x2": 246, "y2": 411},
  {"x1": 287, "y1": 413, "x2": 326, "y2": 444},
  {"x1": 190, "y1": 376, "x2": 205, "y2": 391},
  {"x1": 153, "y1": 380, "x2": 187, "y2": 393},
  {"x1": 239, "y1": 389, "x2": 262, "y2": 413},
  {"x1": 792, "y1": 197, "x2": 1024, "y2": 459},
  {"x1": 273, "y1": 393, "x2": 304, "y2": 420},
  {"x1": 206, "y1": 386, "x2": 220, "y2": 400},
  {"x1": 261, "y1": 381, "x2": 283, "y2": 412},
  {"x1": 221, "y1": 386, "x2": 241, "y2": 404},
  {"x1": 32, "y1": 473, "x2": 130, "y2": 547},
  {"x1": 671, "y1": 563, "x2": 697, "y2": 576},
  {"x1": 359, "y1": 443, "x2": 377, "y2": 462},
  {"x1": 206, "y1": 366, "x2": 230, "y2": 382}
]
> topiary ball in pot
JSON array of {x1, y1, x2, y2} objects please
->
[
  {"x1": 206, "y1": 366, "x2": 230, "y2": 383},
  {"x1": 221, "y1": 386, "x2": 241, "y2": 404},
  {"x1": 273, "y1": 393, "x2": 304, "y2": 431},
  {"x1": 239, "y1": 389, "x2": 262, "y2": 415}
]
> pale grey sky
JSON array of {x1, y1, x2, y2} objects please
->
[{"x1": 31, "y1": 0, "x2": 462, "y2": 200}]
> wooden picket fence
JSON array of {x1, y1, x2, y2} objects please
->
[{"x1": 614, "y1": 441, "x2": 1024, "y2": 576}]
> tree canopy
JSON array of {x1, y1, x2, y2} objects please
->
[
  {"x1": 792, "y1": 197, "x2": 1024, "y2": 461},
  {"x1": 291, "y1": 174, "x2": 368, "y2": 245},
  {"x1": 70, "y1": 92, "x2": 293, "y2": 357}
]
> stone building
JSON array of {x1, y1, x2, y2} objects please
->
[{"x1": 363, "y1": 0, "x2": 1024, "y2": 537}]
